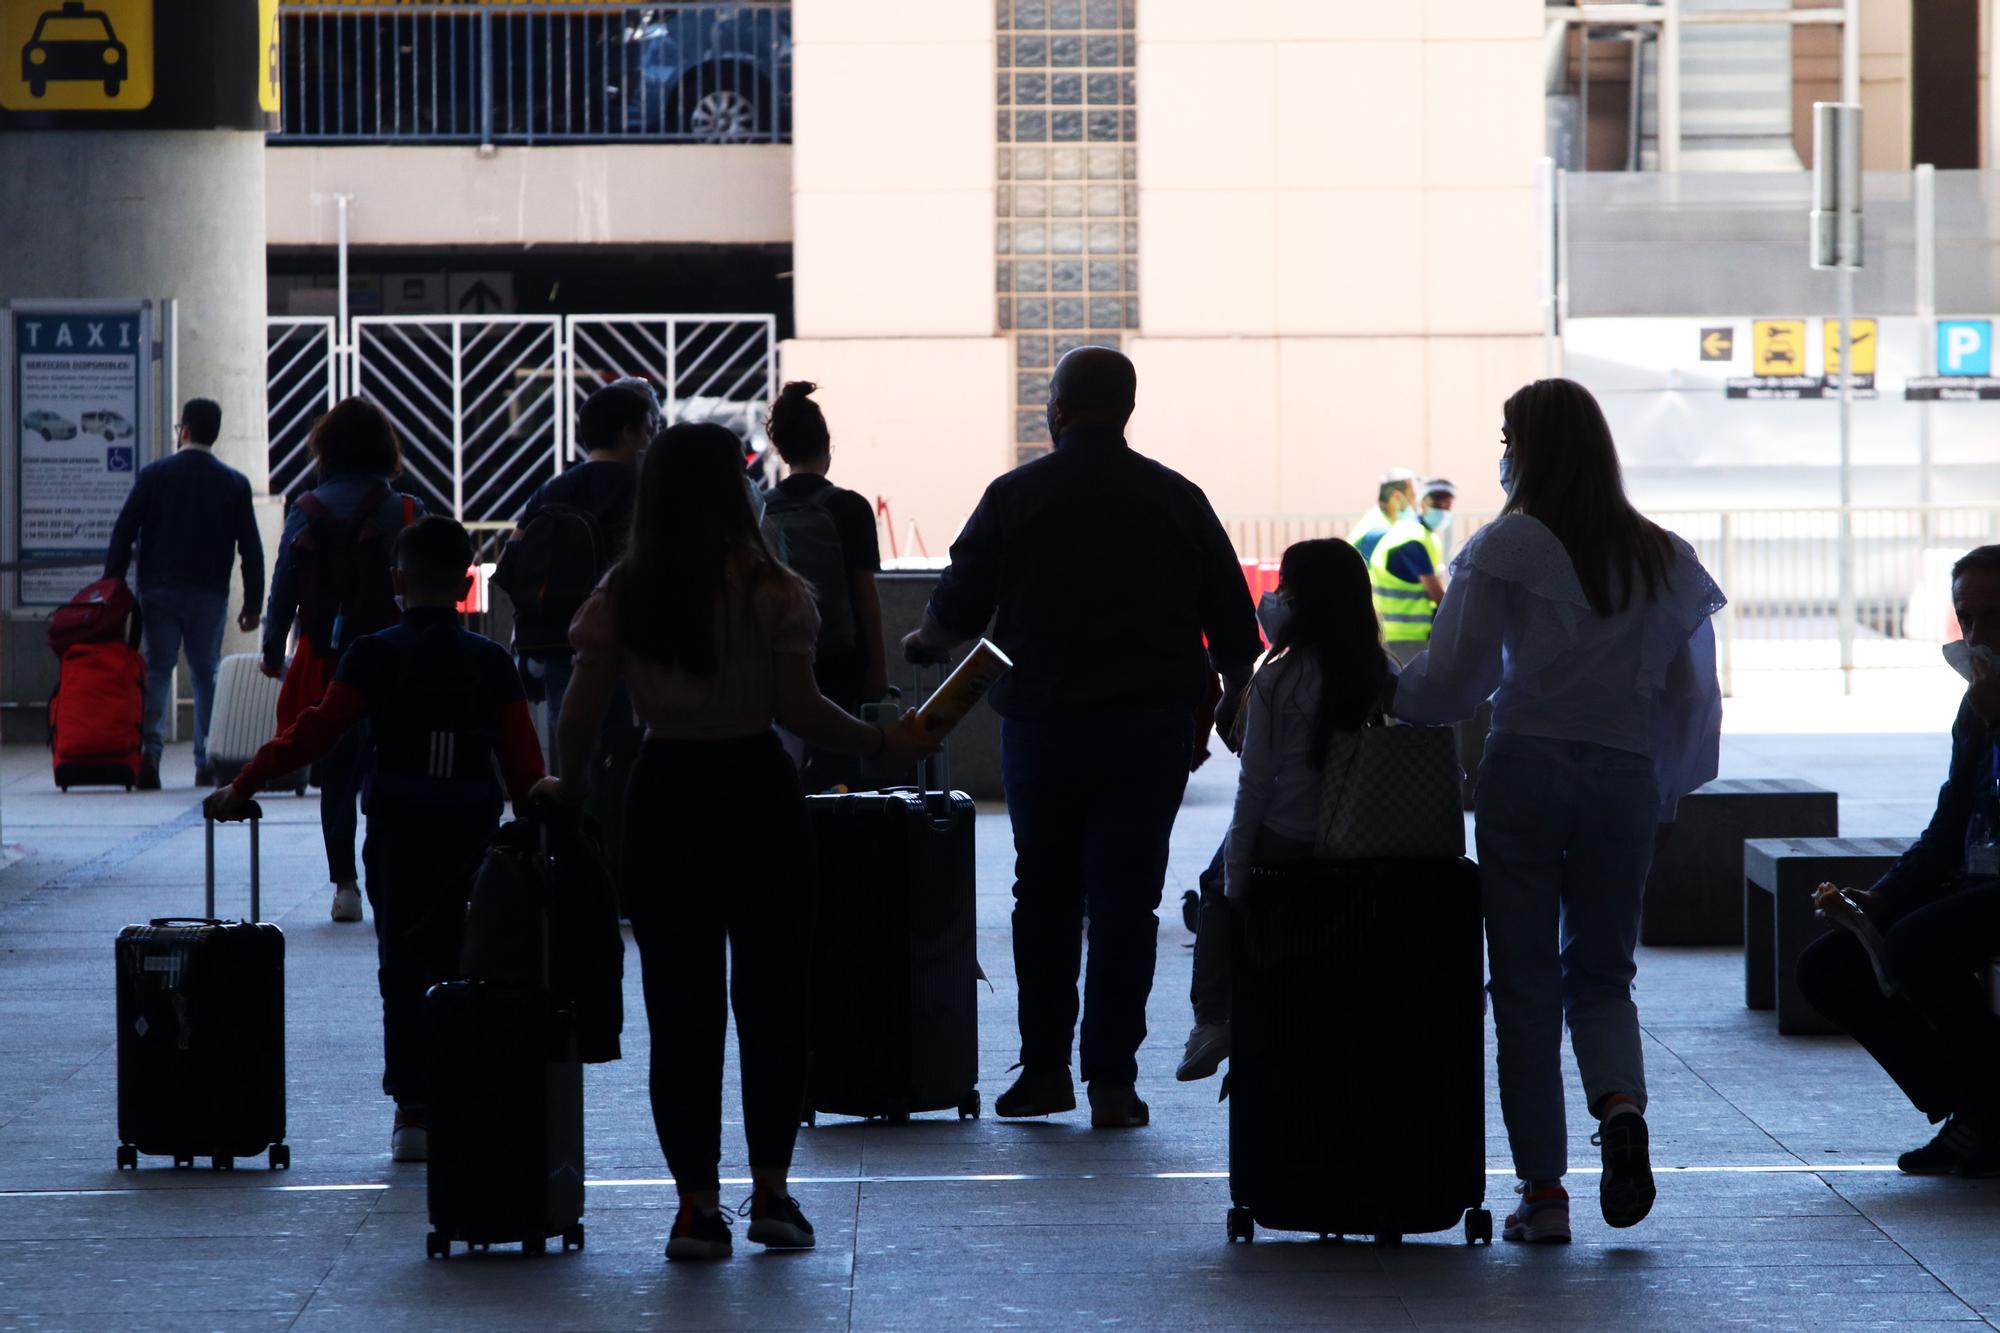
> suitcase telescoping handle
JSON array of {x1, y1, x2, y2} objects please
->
[
  {"x1": 918, "y1": 660, "x2": 954, "y2": 826},
  {"x1": 204, "y1": 804, "x2": 264, "y2": 923}
]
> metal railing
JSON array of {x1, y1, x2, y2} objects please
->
[
  {"x1": 274, "y1": 2, "x2": 791, "y2": 145},
  {"x1": 1221, "y1": 507, "x2": 2000, "y2": 688}
]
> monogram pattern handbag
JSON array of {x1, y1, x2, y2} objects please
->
[{"x1": 1314, "y1": 717, "x2": 1466, "y2": 861}]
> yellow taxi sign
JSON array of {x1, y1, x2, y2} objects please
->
[
  {"x1": 1752, "y1": 319, "x2": 1806, "y2": 377},
  {"x1": 0, "y1": 0, "x2": 151, "y2": 111},
  {"x1": 1823, "y1": 317, "x2": 1877, "y2": 377},
  {"x1": 258, "y1": 0, "x2": 280, "y2": 112}
]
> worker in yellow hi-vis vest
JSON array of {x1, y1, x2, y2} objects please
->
[
  {"x1": 1345, "y1": 467, "x2": 1419, "y2": 563},
  {"x1": 1368, "y1": 477, "x2": 1456, "y2": 665}
]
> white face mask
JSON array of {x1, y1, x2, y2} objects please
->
[{"x1": 1943, "y1": 640, "x2": 2000, "y2": 683}]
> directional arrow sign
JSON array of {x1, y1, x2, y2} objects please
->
[
  {"x1": 1699, "y1": 327, "x2": 1734, "y2": 362},
  {"x1": 449, "y1": 272, "x2": 513, "y2": 315}
]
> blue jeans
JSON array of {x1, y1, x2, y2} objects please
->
[
  {"x1": 1001, "y1": 711, "x2": 1194, "y2": 1086},
  {"x1": 1475, "y1": 733, "x2": 1659, "y2": 1182},
  {"x1": 138, "y1": 586, "x2": 229, "y2": 769},
  {"x1": 532, "y1": 653, "x2": 574, "y2": 776}
]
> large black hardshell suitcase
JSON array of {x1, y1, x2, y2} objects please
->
[
  {"x1": 115, "y1": 813, "x2": 288, "y2": 1172},
  {"x1": 804, "y1": 776, "x2": 980, "y2": 1124},
  {"x1": 424, "y1": 980, "x2": 586, "y2": 1258},
  {"x1": 1226, "y1": 857, "x2": 1490, "y2": 1247}
]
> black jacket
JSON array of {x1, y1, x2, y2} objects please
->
[
  {"x1": 104, "y1": 447, "x2": 264, "y2": 606},
  {"x1": 1877, "y1": 696, "x2": 2000, "y2": 910}
]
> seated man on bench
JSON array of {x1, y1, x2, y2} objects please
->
[{"x1": 1797, "y1": 545, "x2": 2000, "y2": 1176}]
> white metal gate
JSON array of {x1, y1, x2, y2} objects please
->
[
  {"x1": 566, "y1": 314, "x2": 777, "y2": 463},
  {"x1": 264, "y1": 317, "x2": 339, "y2": 502}
]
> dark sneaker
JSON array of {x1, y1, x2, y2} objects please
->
[
  {"x1": 1087, "y1": 1081, "x2": 1150, "y2": 1129},
  {"x1": 1593, "y1": 1110, "x2": 1657, "y2": 1229},
  {"x1": 665, "y1": 1204, "x2": 733, "y2": 1261},
  {"x1": 194, "y1": 764, "x2": 215, "y2": 787},
  {"x1": 994, "y1": 1065, "x2": 1076, "y2": 1118},
  {"x1": 1900, "y1": 1118, "x2": 1965, "y2": 1175},
  {"x1": 136, "y1": 762, "x2": 161, "y2": 791},
  {"x1": 742, "y1": 1187, "x2": 815, "y2": 1250},
  {"x1": 1502, "y1": 1182, "x2": 1572, "y2": 1244},
  {"x1": 1949, "y1": 1115, "x2": 2000, "y2": 1178},
  {"x1": 1175, "y1": 1023, "x2": 1231, "y2": 1083}
]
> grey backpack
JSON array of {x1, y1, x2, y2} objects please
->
[{"x1": 763, "y1": 487, "x2": 857, "y2": 655}]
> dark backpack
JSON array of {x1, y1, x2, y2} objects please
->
[
  {"x1": 493, "y1": 504, "x2": 605, "y2": 655},
  {"x1": 292, "y1": 485, "x2": 410, "y2": 659},
  {"x1": 763, "y1": 487, "x2": 856, "y2": 655}
]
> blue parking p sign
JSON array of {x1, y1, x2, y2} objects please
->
[{"x1": 1939, "y1": 319, "x2": 1993, "y2": 376}]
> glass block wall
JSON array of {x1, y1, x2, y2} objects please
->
[{"x1": 996, "y1": 0, "x2": 1139, "y2": 464}]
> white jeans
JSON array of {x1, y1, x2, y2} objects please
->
[{"x1": 1475, "y1": 733, "x2": 1659, "y2": 1182}]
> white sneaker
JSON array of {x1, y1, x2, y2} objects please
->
[
  {"x1": 1175, "y1": 1022, "x2": 1231, "y2": 1082},
  {"x1": 331, "y1": 881, "x2": 363, "y2": 923},
  {"x1": 391, "y1": 1107, "x2": 428, "y2": 1163}
]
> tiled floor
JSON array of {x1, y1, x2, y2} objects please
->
[{"x1": 3, "y1": 693, "x2": 1997, "y2": 1329}]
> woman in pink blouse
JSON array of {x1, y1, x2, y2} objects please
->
[{"x1": 537, "y1": 421, "x2": 929, "y2": 1263}]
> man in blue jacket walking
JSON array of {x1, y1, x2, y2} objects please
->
[{"x1": 104, "y1": 398, "x2": 266, "y2": 789}]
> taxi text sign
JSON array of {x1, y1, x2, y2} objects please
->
[
  {"x1": 0, "y1": 0, "x2": 154, "y2": 112},
  {"x1": 1751, "y1": 319, "x2": 1806, "y2": 377},
  {"x1": 8, "y1": 306, "x2": 152, "y2": 607}
]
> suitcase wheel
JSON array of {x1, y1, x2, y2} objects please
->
[
  {"x1": 884, "y1": 1111, "x2": 911, "y2": 1125},
  {"x1": 213, "y1": 1156, "x2": 235, "y2": 1172},
  {"x1": 425, "y1": 1232, "x2": 449, "y2": 1260},
  {"x1": 172, "y1": 1154, "x2": 194, "y2": 1170},
  {"x1": 268, "y1": 1144, "x2": 291, "y2": 1171},
  {"x1": 802, "y1": 1109, "x2": 817, "y2": 1129},
  {"x1": 116, "y1": 1144, "x2": 137, "y2": 1170},
  {"x1": 525, "y1": 1237, "x2": 547, "y2": 1256},
  {"x1": 1373, "y1": 1231, "x2": 1403, "y2": 1249},
  {"x1": 1226, "y1": 1207, "x2": 1254, "y2": 1244},
  {"x1": 1464, "y1": 1208, "x2": 1493, "y2": 1247},
  {"x1": 563, "y1": 1225, "x2": 585, "y2": 1252},
  {"x1": 957, "y1": 1092, "x2": 982, "y2": 1121}
]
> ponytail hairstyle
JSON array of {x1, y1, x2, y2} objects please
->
[
  {"x1": 1266, "y1": 539, "x2": 1390, "y2": 768},
  {"x1": 767, "y1": 380, "x2": 831, "y2": 468}
]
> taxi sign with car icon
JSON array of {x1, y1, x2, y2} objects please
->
[
  {"x1": 22, "y1": 2, "x2": 127, "y2": 99},
  {"x1": 80, "y1": 409, "x2": 133, "y2": 440},
  {"x1": 23, "y1": 409, "x2": 78, "y2": 441}
]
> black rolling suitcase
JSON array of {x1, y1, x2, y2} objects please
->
[
  {"x1": 425, "y1": 815, "x2": 587, "y2": 1259},
  {"x1": 804, "y1": 754, "x2": 981, "y2": 1124},
  {"x1": 1226, "y1": 857, "x2": 1490, "y2": 1248},
  {"x1": 115, "y1": 809, "x2": 290, "y2": 1172}
]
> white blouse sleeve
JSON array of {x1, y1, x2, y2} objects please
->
[
  {"x1": 1653, "y1": 614, "x2": 1723, "y2": 821},
  {"x1": 1223, "y1": 672, "x2": 1280, "y2": 900},
  {"x1": 1390, "y1": 566, "x2": 1507, "y2": 726}
]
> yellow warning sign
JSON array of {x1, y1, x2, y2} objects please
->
[
  {"x1": 258, "y1": 0, "x2": 280, "y2": 112},
  {"x1": 1823, "y1": 317, "x2": 1878, "y2": 378},
  {"x1": 0, "y1": 0, "x2": 153, "y2": 112},
  {"x1": 1752, "y1": 319, "x2": 1806, "y2": 377}
]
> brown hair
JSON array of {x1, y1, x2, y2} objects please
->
[{"x1": 309, "y1": 397, "x2": 404, "y2": 481}]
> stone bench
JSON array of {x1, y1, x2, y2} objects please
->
[
  {"x1": 1642, "y1": 779, "x2": 1839, "y2": 947},
  {"x1": 1744, "y1": 836, "x2": 1913, "y2": 1035}
]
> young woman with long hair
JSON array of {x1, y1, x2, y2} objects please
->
[
  {"x1": 1176, "y1": 539, "x2": 1394, "y2": 1081},
  {"x1": 538, "y1": 421, "x2": 929, "y2": 1263},
  {"x1": 1391, "y1": 378, "x2": 1725, "y2": 1245}
]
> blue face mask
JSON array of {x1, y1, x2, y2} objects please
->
[
  {"x1": 1256, "y1": 591, "x2": 1291, "y2": 644},
  {"x1": 1421, "y1": 507, "x2": 1452, "y2": 534},
  {"x1": 1499, "y1": 454, "x2": 1517, "y2": 495}
]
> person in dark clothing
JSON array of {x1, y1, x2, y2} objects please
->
[
  {"x1": 1798, "y1": 546, "x2": 2000, "y2": 1176},
  {"x1": 763, "y1": 381, "x2": 887, "y2": 789},
  {"x1": 209, "y1": 517, "x2": 544, "y2": 1164},
  {"x1": 261, "y1": 399, "x2": 425, "y2": 925},
  {"x1": 541, "y1": 421, "x2": 932, "y2": 1263},
  {"x1": 510, "y1": 377, "x2": 660, "y2": 746},
  {"x1": 903, "y1": 345, "x2": 1264, "y2": 1129},
  {"x1": 103, "y1": 397, "x2": 265, "y2": 790}
]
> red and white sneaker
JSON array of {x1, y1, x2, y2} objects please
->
[
  {"x1": 741, "y1": 1186, "x2": 815, "y2": 1250},
  {"x1": 1502, "y1": 1182, "x2": 1572, "y2": 1244},
  {"x1": 665, "y1": 1204, "x2": 733, "y2": 1261}
]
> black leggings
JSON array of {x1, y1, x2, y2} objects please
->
[{"x1": 625, "y1": 732, "x2": 816, "y2": 1192}]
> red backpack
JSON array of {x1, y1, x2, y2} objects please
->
[
  {"x1": 291, "y1": 485, "x2": 414, "y2": 659},
  {"x1": 48, "y1": 578, "x2": 140, "y2": 655}
]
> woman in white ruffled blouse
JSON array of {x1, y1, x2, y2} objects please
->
[{"x1": 1391, "y1": 378, "x2": 1726, "y2": 1246}]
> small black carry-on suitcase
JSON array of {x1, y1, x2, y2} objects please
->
[
  {"x1": 115, "y1": 808, "x2": 290, "y2": 1172},
  {"x1": 804, "y1": 753, "x2": 981, "y2": 1124},
  {"x1": 1226, "y1": 857, "x2": 1490, "y2": 1248},
  {"x1": 424, "y1": 815, "x2": 587, "y2": 1259}
]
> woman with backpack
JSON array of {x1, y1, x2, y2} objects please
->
[
  {"x1": 261, "y1": 397, "x2": 425, "y2": 924},
  {"x1": 1391, "y1": 378, "x2": 1724, "y2": 1245},
  {"x1": 761, "y1": 382, "x2": 888, "y2": 787},
  {"x1": 1176, "y1": 538, "x2": 1393, "y2": 1082},
  {"x1": 538, "y1": 420, "x2": 932, "y2": 1263}
]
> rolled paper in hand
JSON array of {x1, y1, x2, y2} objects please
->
[{"x1": 915, "y1": 639, "x2": 1014, "y2": 740}]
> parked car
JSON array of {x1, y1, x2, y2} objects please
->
[
  {"x1": 23, "y1": 410, "x2": 78, "y2": 441},
  {"x1": 80, "y1": 410, "x2": 133, "y2": 440},
  {"x1": 21, "y1": 1, "x2": 128, "y2": 100},
  {"x1": 622, "y1": 6, "x2": 791, "y2": 142}
]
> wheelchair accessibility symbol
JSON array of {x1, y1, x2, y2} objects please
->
[
  {"x1": 1, "y1": 0, "x2": 152, "y2": 112},
  {"x1": 106, "y1": 445, "x2": 134, "y2": 473}
]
